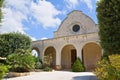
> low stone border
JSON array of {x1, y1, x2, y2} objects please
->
[{"x1": 7, "y1": 72, "x2": 30, "y2": 78}]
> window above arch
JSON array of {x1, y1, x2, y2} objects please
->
[{"x1": 72, "y1": 24, "x2": 80, "y2": 32}]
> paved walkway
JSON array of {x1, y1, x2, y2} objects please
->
[{"x1": 6, "y1": 71, "x2": 97, "y2": 80}]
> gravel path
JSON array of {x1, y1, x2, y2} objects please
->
[{"x1": 6, "y1": 71, "x2": 97, "y2": 80}]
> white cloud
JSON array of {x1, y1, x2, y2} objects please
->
[
  {"x1": 30, "y1": 36, "x2": 37, "y2": 41},
  {"x1": 96, "y1": 0, "x2": 100, "y2": 1},
  {"x1": 65, "y1": 0, "x2": 97, "y2": 11},
  {"x1": 6, "y1": 0, "x2": 31, "y2": 14},
  {"x1": 0, "y1": 8, "x2": 26, "y2": 34},
  {"x1": 31, "y1": 0, "x2": 61, "y2": 28},
  {"x1": 64, "y1": 0, "x2": 79, "y2": 9},
  {"x1": 0, "y1": 0, "x2": 61, "y2": 40},
  {"x1": 0, "y1": 0, "x2": 30, "y2": 34},
  {"x1": 41, "y1": 37, "x2": 48, "y2": 40},
  {"x1": 81, "y1": 0, "x2": 93, "y2": 10}
]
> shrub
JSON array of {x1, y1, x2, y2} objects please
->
[
  {"x1": 0, "y1": 57, "x2": 6, "y2": 64},
  {"x1": 0, "y1": 64, "x2": 8, "y2": 80},
  {"x1": 7, "y1": 49, "x2": 35, "y2": 72},
  {"x1": 72, "y1": 58, "x2": 85, "y2": 72},
  {"x1": 35, "y1": 62, "x2": 42, "y2": 69},
  {"x1": 43, "y1": 67, "x2": 52, "y2": 71},
  {"x1": 94, "y1": 54, "x2": 120, "y2": 80},
  {"x1": 44, "y1": 53, "x2": 53, "y2": 67},
  {"x1": 34, "y1": 57, "x2": 43, "y2": 69}
]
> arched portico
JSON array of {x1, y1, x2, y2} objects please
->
[
  {"x1": 82, "y1": 42, "x2": 102, "y2": 71},
  {"x1": 61, "y1": 44, "x2": 77, "y2": 69},
  {"x1": 44, "y1": 46, "x2": 56, "y2": 68},
  {"x1": 32, "y1": 10, "x2": 101, "y2": 71}
]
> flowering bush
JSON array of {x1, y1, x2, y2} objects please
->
[{"x1": 94, "y1": 54, "x2": 120, "y2": 80}]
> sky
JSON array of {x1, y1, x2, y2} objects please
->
[{"x1": 0, "y1": 0, "x2": 100, "y2": 41}]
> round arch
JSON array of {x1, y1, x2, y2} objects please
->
[
  {"x1": 82, "y1": 42, "x2": 102, "y2": 71},
  {"x1": 32, "y1": 47, "x2": 40, "y2": 57},
  {"x1": 61, "y1": 44, "x2": 77, "y2": 69},
  {"x1": 44, "y1": 46, "x2": 56, "y2": 68}
]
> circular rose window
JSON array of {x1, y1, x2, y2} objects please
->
[{"x1": 72, "y1": 25, "x2": 80, "y2": 32}]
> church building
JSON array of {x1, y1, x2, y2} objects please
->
[{"x1": 32, "y1": 10, "x2": 102, "y2": 71}]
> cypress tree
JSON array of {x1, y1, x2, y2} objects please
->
[{"x1": 96, "y1": 0, "x2": 120, "y2": 56}]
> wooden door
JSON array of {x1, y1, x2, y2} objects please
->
[{"x1": 71, "y1": 49, "x2": 77, "y2": 67}]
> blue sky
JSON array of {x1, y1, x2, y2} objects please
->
[{"x1": 0, "y1": 0, "x2": 99, "y2": 41}]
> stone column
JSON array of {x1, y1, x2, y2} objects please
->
[
  {"x1": 76, "y1": 46, "x2": 83, "y2": 61},
  {"x1": 55, "y1": 49, "x2": 62, "y2": 70}
]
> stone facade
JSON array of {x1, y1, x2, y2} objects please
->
[{"x1": 32, "y1": 10, "x2": 102, "y2": 71}]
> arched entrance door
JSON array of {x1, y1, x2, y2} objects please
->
[
  {"x1": 82, "y1": 42, "x2": 102, "y2": 71},
  {"x1": 61, "y1": 45, "x2": 77, "y2": 69},
  {"x1": 44, "y1": 46, "x2": 56, "y2": 68}
]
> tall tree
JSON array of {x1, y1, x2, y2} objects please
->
[
  {"x1": 0, "y1": 32, "x2": 32, "y2": 57},
  {"x1": 96, "y1": 0, "x2": 120, "y2": 56},
  {"x1": 0, "y1": 0, "x2": 4, "y2": 23}
]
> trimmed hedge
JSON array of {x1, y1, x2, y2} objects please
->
[{"x1": 72, "y1": 58, "x2": 85, "y2": 72}]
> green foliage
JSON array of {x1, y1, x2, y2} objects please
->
[
  {"x1": 94, "y1": 54, "x2": 120, "y2": 80},
  {"x1": 0, "y1": 0, "x2": 4, "y2": 23},
  {"x1": 0, "y1": 57, "x2": 6, "y2": 64},
  {"x1": 0, "y1": 64, "x2": 8, "y2": 80},
  {"x1": 7, "y1": 49, "x2": 35, "y2": 72},
  {"x1": 96, "y1": 0, "x2": 120, "y2": 55},
  {"x1": 0, "y1": 32, "x2": 32, "y2": 57},
  {"x1": 0, "y1": 0, "x2": 4, "y2": 7},
  {"x1": 72, "y1": 58, "x2": 85, "y2": 72},
  {"x1": 43, "y1": 67, "x2": 52, "y2": 71},
  {"x1": 44, "y1": 53, "x2": 53, "y2": 67},
  {"x1": 35, "y1": 62, "x2": 42, "y2": 69},
  {"x1": 34, "y1": 57, "x2": 43, "y2": 69}
]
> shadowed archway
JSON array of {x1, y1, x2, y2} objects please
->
[
  {"x1": 61, "y1": 44, "x2": 77, "y2": 69},
  {"x1": 44, "y1": 46, "x2": 56, "y2": 68},
  {"x1": 82, "y1": 42, "x2": 102, "y2": 71}
]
